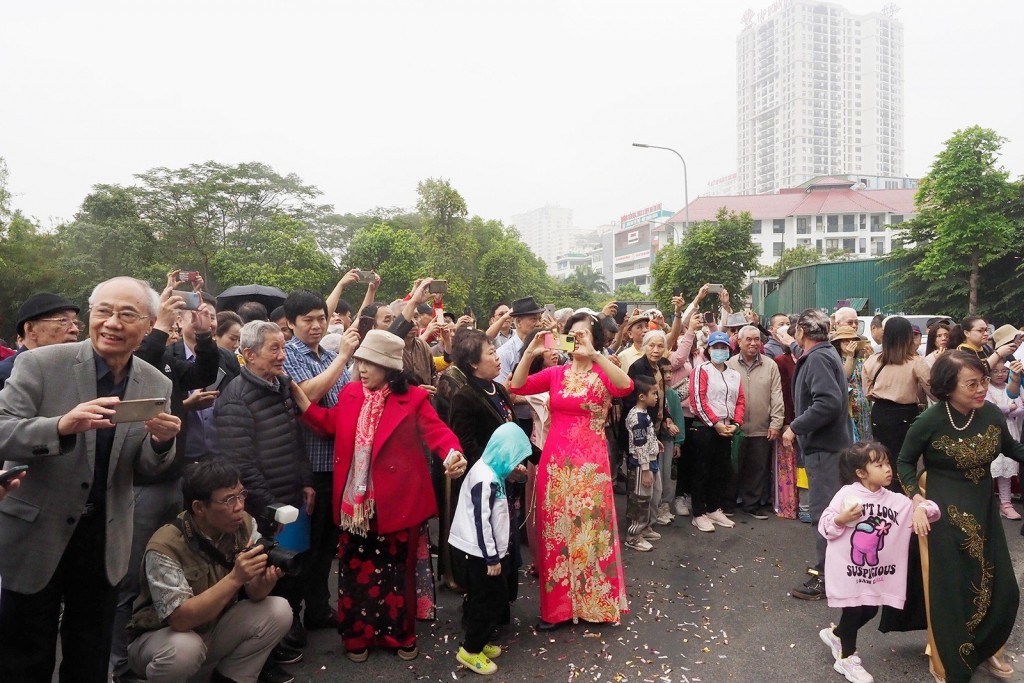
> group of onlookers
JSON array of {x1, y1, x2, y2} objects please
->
[{"x1": 2, "y1": 271, "x2": 1024, "y2": 683}]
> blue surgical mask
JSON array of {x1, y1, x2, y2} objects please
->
[{"x1": 710, "y1": 348, "x2": 731, "y2": 364}]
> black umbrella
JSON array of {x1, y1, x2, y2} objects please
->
[{"x1": 216, "y1": 284, "x2": 288, "y2": 314}]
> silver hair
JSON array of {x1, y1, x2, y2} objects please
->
[
  {"x1": 88, "y1": 276, "x2": 160, "y2": 318},
  {"x1": 795, "y1": 309, "x2": 830, "y2": 342},
  {"x1": 641, "y1": 329, "x2": 667, "y2": 349},
  {"x1": 737, "y1": 325, "x2": 761, "y2": 340},
  {"x1": 834, "y1": 306, "x2": 858, "y2": 323},
  {"x1": 239, "y1": 321, "x2": 284, "y2": 353},
  {"x1": 554, "y1": 308, "x2": 574, "y2": 327}
]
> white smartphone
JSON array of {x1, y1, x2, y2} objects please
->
[{"x1": 111, "y1": 398, "x2": 167, "y2": 424}]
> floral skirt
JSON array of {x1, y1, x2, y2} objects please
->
[{"x1": 337, "y1": 524, "x2": 430, "y2": 650}]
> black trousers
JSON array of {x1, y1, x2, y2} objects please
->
[
  {"x1": 690, "y1": 426, "x2": 733, "y2": 518},
  {"x1": 736, "y1": 436, "x2": 772, "y2": 511},
  {"x1": 834, "y1": 605, "x2": 879, "y2": 658},
  {"x1": 869, "y1": 400, "x2": 919, "y2": 493},
  {"x1": 675, "y1": 417, "x2": 697, "y2": 497},
  {"x1": 301, "y1": 471, "x2": 339, "y2": 621},
  {"x1": 454, "y1": 553, "x2": 511, "y2": 654},
  {"x1": 0, "y1": 514, "x2": 117, "y2": 683}
]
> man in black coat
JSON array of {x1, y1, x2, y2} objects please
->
[
  {"x1": 782, "y1": 308, "x2": 852, "y2": 601},
  {"x1": 214, "y1": 320, "x2": 313, "y2": 671}
]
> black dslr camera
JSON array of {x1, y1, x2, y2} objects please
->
[{"x1": 243, "y1": 538, "x2": 300, "y2": 576}]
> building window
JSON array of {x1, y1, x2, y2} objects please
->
[
  {"x1": 843, "y1": 215, "x2": 855, "y2": 232},
  {"x1": 890, "y1": 214, "x2": 904, "y2": 225},
  {"x1": 843, "y1": 238, "x2": 856, "y2": 253},
  {"x1": 827, "y1": 215, "x2": 839, "y2": 232},
  {"x1": 797, "y1": 216, "x2": 810, "y2": 234},
  {"x1": 751, "y1": 220, "x2": 762, "y2": 235},
  {"x1": 773, "y1": 242, "x2": 785, "y2": 257},
  {"x1": 859, "y1": 238, "x2": 866, "y2": 253},
  {"x1": 773, "y1": 219, "x2": 785, "y2": 233},
  {"x1": 870, "y1": 214, "x2": 884, "y2": 232}
]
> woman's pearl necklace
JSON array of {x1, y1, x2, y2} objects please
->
[{"x1": 945, "y1": 401, "x2": 976, "y2": 432}]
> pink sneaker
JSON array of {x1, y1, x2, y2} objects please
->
[{"x1": 1000, "y1": 504, "x2": 1021, "y2": 520}]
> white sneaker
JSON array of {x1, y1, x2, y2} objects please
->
[
  {"x1": 625, "y1": 537, "x2": 654, "y2": 552},
  {"x1": 657, "y1": 502, "x2": 675, "y2": 520},
  {"x1": 834, "y1": 655, "x2": 874, "y2": 683},
  {"x1": 672, "y1": 496, "x2": 690, "y2": 516},
  {"x1": 641, "y1": 528, "x2": 661, "y2": 541},
  {"x1": 706, "y1": 509, "x2": 736, "y2": 528},
  {"x1": 819, "y1": 625, "x2": 842, "y2": 661},
  {"x1": 691, "y1": 515, "x2": 715, "y2": 532},
  {"x1": 654, "y1": 513, "x2": 674, "y2": 526}
]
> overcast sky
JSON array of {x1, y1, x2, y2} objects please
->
[{"x1": 2, "y1": 0, "x2": 1022, "y2": 232}]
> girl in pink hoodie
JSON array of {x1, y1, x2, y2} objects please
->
[{"x1": 818, "y1": 442, "x2": 939, "y2": 683}]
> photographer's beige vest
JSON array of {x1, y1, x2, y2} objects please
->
[{"x1": 128, "y1": 511, "x2": 254, "y2": 637}]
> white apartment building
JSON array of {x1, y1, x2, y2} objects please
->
[
  {"x1": 666, "y1": 176, "x2": 915, "y2": 267},
  {"x1": 509, "y1": 205, "x2": 579, "y2": 275},
  {"x1": 736, "y1": 0, "x2": 904, "y2": 195}
]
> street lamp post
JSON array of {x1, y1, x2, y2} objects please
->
[{"x1": 632, "y1": 142, "x2": 690, "y2": 242}]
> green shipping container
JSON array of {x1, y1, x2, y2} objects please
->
[{"x1": 751, "y1": 257, "x2": 908, "y2": 317}]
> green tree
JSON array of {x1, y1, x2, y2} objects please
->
[
  {"x1": 611, "y1": 282, "x2": 645, "y2": 300},
  {"x1": 0, "y1": 213, "x2": 68, "y2": 340},
  {"x1": 343, "y1": 222, "x2": 426, "y2": 303},
  {"x1": 472, "y1": 234, "x2": 551, "y2": 315},
  {"x1": 416, "y1": 178, "x2": 475, "y2": 310},
  {"x1": 896, "y1": 126, "x2": 1015, "y2": 314},
  {"x1": 650, "y1": 208, "x2": 761, "y2": 311},
  {"x1": 757, "y1": 245, "x2": 823, "y2": 278},
  {"x1": 567, "y1": 264, "x2": 610, "y2": 295},
  {"x1": 209, "y1": 214, "x2": 338, "y2": 294}
]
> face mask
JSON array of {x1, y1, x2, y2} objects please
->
[{"x1": 710, "y1": 348, "x2": 730, "y2": 364}]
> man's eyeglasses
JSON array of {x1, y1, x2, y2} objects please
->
[
  {"x1": 960, "y1": 377, "x2": 991, "y2": 391},
  {"x1": 89, "y1": 305, "x2": 151, "y2": 325},
  {"x1": 36, "y1": 318, "x2": 81, "y2": 330},
  {"x1": 210, "y1": 490, "x2": 248, "y2": 507}
]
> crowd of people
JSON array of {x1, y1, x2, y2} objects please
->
[{"x1": 1, "y1": 270, "x2": 1023, "y2": 683}]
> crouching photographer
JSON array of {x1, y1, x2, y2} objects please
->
[{"x1": 125, "y1": 459, "x2": 293, "y2": 683}]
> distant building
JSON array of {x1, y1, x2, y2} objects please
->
[
  {"x1": 509, "y1": 205, "x2": 580, "y2": 275},
  {"x1": 702, "y1": 172, "x2": 740, "y2": 197},
  {"x1": 736, "y1": 0, "x2": 905, "y2": 195},
  {"x1": 665, "y1": 176, "x2": 915, "y2": 267},
  {"x1": 611, "y1": 204, "x2": 674, "y2": 294}
]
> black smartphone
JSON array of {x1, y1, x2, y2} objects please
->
[
  {"x1": 613, "y1": 301, "x2": 627, "y2": 325},
  {"x1": 702, "y1": 311, "x2": 716, "y2": 325},
  {"x1": 356, "y1": 315, "x2": 376, "y2": 339},
  {"x1": 0, "y1": 465, "x2": 29, "y2": 488}
]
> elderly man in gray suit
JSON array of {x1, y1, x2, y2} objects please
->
[{"x1": 0, "y1": 276, "x2": 182, "y2": 683}]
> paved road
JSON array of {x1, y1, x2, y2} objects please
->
[{"x1": 284, "y1": 502, "x2": 1024, "y2": 683}]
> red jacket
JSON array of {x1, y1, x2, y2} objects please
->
[{"x1": 301, "y1": 382, "x2": 462, "y2": 535}]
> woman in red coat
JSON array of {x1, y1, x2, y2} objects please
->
[{"x1": 293, "y1": 330, "x2": 467, "y2": 663}]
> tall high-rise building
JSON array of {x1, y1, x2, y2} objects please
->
[
  {"x1": 509, "y1": 205, "x2": 579, "y2": 275},
  {"x1": 736, "y1": 0, "x2": 904, "y2": 195}
]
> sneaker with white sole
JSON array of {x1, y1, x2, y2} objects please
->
[
  {"x1": 691, "y1": 515, "x2": 715, "y2": 532},
  {"x1": 654, "y1": 513, "x2": 674, "y2": 526},
  {"x1": 672, "y1": 496, "x2": 690, "y2": 516},
  {"x1": 819, "y1": 625, "x2": 842, "y2": 661},
  {"x1": 657, "y1": 502, "x2": 675, "y2": 519},
  {"x1": 706, "y1": 509, "x2": 736, "y2": 528},
  {"x1": 625, "y1": 537, "x2": 654, "y2": 552},
  {"x1": 834, "y1": 655, "x2": 874, "y2": 683},
  {"x1": 641, "y1": 528, "x2": 661, "y2": 541}
]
